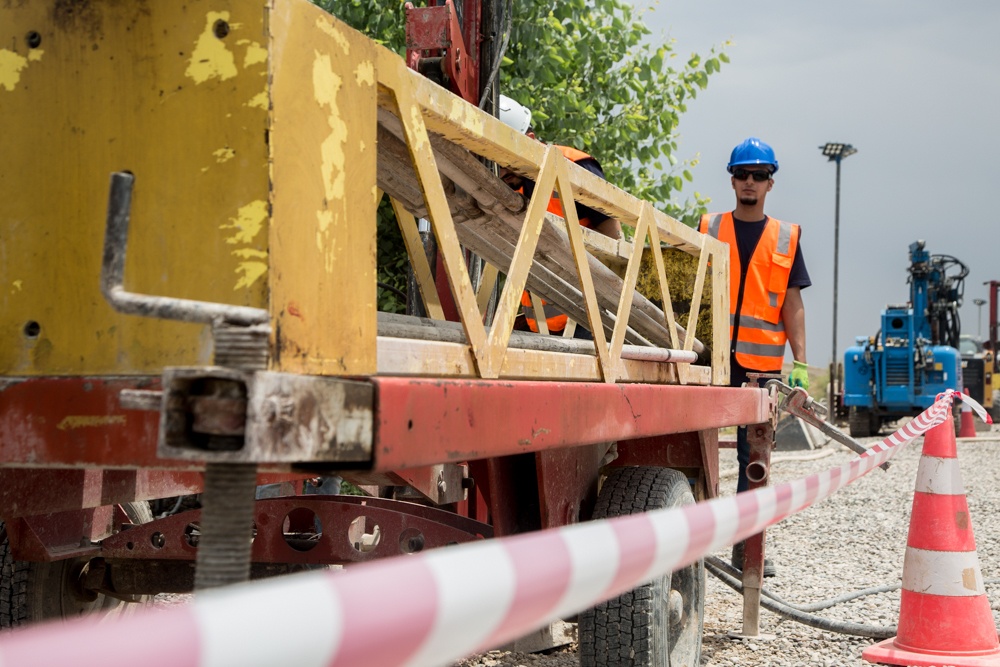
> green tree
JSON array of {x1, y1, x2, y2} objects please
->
[
  {"x1": 501, "y1": 0, "x2": 727, "y2": 226},
  {"x1": 315, "y1": 0, "x2": 727, "y2": 310}
]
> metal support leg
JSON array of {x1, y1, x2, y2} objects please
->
[{"x1": 740, "y1": 420, "x2": 774, "y2": 637}]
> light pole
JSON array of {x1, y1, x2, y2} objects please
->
[
  {"x1": 974, "y1": 298, "x2": 987, "y2": 338},
  {"x1": 819, "y1": 142, "x2": 857, "y2": 417}
]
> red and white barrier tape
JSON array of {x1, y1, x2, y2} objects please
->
[{"x1": 0, "y1": 391, "x2": 978, "y2": 667}]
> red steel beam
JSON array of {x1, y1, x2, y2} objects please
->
[{"x1": 372, "y1": 379, "x2": 773, "y2": 470}]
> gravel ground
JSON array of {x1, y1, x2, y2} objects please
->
[{"x1": 457, "y1": 422, "x2": 1000, "y2": 667}]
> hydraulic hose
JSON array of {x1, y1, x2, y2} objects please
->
[
  {"x1": 706, "y1": 555, "x2": 1000, "y2": 639},
  {"x1": 704, "y1": 556, "x2": 896, "y2": 639}
]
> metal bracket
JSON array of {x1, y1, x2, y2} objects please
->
[{"x1": 765, "y1": 380, "x2": 890, "y2": 471}]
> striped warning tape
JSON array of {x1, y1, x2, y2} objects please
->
[{"x1": 0, "y1": 391, "x2": 973, "y2": 667}]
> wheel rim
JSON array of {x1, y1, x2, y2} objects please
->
[{"x1": 667, "y1": 560, "x2": 704, "y2": 666}]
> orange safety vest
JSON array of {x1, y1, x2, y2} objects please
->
[
  {"x1": 699, "y1": 212, "x2": 800, "y2": 371},
  {"x1": 522, "y1": 145, "x2": 596, "y2": 334}
]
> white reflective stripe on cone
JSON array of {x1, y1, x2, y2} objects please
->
[
  {"x1": 914, "y1": 456, "x2": 966, "y2": 495},
  {"x1": 902, "y1": 547, "x2": 985, "y2": 596}
]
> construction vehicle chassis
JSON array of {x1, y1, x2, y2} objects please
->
[{"x1": 0, "y1": 0, "x2": 777, "y2": 658}]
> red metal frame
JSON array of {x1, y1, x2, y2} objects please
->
[
  {"x1": 98, "y1": 496, "x2": 491, "y2": 565},
  {"x1": 372, "y1": 378, "x2": 771, "y2": 470},
  {"x1": 405, "y1": 0, "x2": 480, "y2": 104}
]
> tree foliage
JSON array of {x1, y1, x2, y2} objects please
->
[
  {"x1": 501, "y1": 0, "x2": 727, "y2": 226},
  {"x1": 315, "y1": 0, "x2": 727, "y2": 311}
]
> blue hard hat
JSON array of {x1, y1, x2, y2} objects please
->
[{"x1": 727, "y1": 137, "x2": 778, "y2": 174}]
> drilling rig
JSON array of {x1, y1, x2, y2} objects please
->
[{"x1": 842, "y1": 240, "x2": 967, "y2": 437}]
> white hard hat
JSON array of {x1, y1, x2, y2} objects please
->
[{"x1": 498, "y1": 94, "x2": 532, "y2": 134}]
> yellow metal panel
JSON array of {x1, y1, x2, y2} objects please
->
[
  {"x1": 268, "y1": 1, "x2": 378, "y2": 374},
  {"x1": 0, "y1": 0, "x2": 269, "y2": 374}
]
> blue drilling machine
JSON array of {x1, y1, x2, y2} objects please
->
[{"x1": 842, "y1": 240, "x2": 967, "y2": 437}]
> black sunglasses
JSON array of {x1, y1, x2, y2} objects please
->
[{"x1": 732, "y1": 169, "x2": 772, "y2": 182}]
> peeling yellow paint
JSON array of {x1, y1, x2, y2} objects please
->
[
  {"x1": 57, "y1": 415, "x2": 127, "y2": 430},
  {"x1": 11, "y1": 280, "x2": 22, "y2": 293},
  {"x1": 313, "y1": 52, "x2": 348, "y2": 273},
  {"x1": 246, "y1": 91, "x2": 268, "y2": 109},
  {"x1": 220, "y1": 201, "x2": 268, "y2": 289},
  {"x1": 315, "y1": 18, "x2": 351, "y2": 55},
  {"x1": 243, "y1": 41, "x2": 268, "y2": 67},
  {"x1": 449, "y1": 98, "x2": 484, "y2": 134},
  {"x1": 232, "y1": 248, "x2": 268, "y2": 290},
  {"x1": 28, "y1": 50, "x2": 43, "y2": 62},
  {"x1": 213, "y1": 147, "x2": 235, "y2": 163},
  {"x1": 354, "y1": 60, "x2": 374, "y2": 87},
  {"x1": 221, "y1": 200, "x2": 268, "y2": 245},
  {"x1": 186, "y1": 12, "x2": 238, "y2": 84},
  {"x1": 409, "y1": 105, "x2": 429, "y2": 152},
  {"x1": 0, "y1": 49, "x2": 29, "y2": 92}
]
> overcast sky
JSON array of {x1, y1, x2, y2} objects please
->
[{"x1": 637, "y1": 1, "x2": 1000, "y2": 370}]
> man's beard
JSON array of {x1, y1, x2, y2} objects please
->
[{"x1": 739, "y1": 194, "x2": 758, "y2": 206}]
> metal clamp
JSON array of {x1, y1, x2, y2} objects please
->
[{"x1": 765, "y1": 380, "x2": 891, "y2": 472}]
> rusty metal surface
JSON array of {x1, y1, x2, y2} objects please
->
[
  {"x1": 613, "y1": 429, "x2": 720, "y2": 500},
  {"x1": 97, "y1": 496, "x2": 491, "y2": 565},
  {"x1": 0, "y1": 469, "x2": 203, "y2": 519},
  {"x1": 373, "y1": 378, "x2": 773, "y2": 470},
  {"x1": 535, "y1": 445, "x2": 604, "y2": 529},
  {"x1": 7, "y1": 506, "x2": 114, "y2": 561},
  {"x1": 159, "y1": 368, "x2": 373, "y2": 463},
  {"x1": 0, "y1": 376, "x2": 175, "y2": 468},
  {"x1": 392, "y1": 463, "x2": 469, "y2": 505}
]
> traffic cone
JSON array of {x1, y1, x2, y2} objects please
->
[
  {"x1": 863, "y1": 405, "x2": 1000, "y2": 666},
  {"x1": 960, "y1": 388, "x2": 977, "y2": 438}
]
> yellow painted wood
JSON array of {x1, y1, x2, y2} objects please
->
[
  {"x1": 380, "y1": 66, "x2": 490, "y2": 376},
  {"x1": 390, "y1": 197, "x2": 445, "y2": 321},
  {"x1": 485, "y1": 146, "x2": 562, "y2": 368},
  {"x1": 607, "y1": 203, "x2": 652, "y2": 375},
  {"x1": 475, "y1": 263, "x2": 499, "y2": 315},
  {"x1": 0, "y1": 0, "x2": 270, "y2": 374},
  {"x1": 376, "y1": 337, "x2": 706, "y2": 385},
  {"x1": 709, "y1": 237, "x2": 731, "y2": 385},
  {"x1": 268, "y1": 1, "x2": 378, "y2": 374},
  {"x1": 685, "y1": 240, "x2": 710, "y2": 354},
  {"x1": 554, "y1": 158, "x2": 612, "y2": 382},
  {"x1": 529, "y1": 293, "x2": 550, "y2": 336}
]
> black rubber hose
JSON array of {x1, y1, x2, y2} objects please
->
[{"x1": 704, "y1": 557, "x2": 897, "y2": 639}]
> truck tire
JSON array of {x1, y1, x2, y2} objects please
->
[
  {"x1": 579, "y1": 467, "x2": 704, "y2": 667},
  {"x1": 1, "y1": 502, "x2": 153, "y2": 629},
  {"x1": 848, "y1": 407, "x2": 873, "y2": 438}
]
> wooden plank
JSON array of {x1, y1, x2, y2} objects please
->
[
  {"x1": 484, "y1": 145, "x2": 562, "y2": 370},
  {"x1": 376, "y1": 337, "x2": 706, "y2": 384},
  {"x1": 390, "y1": 197, "x2": 445, "y2": 320},
  {"x1": 554, "y1": 157, "x2": 611, "y2": 382},
  {"x1": 381, "y1": 67, "x2": 490, "y2": 375},
  {"x1": 709, "y1": 237, "x2": 731, "y2": 385}
]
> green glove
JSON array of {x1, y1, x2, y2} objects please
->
[{"x1": 789, "y1": 360, "x2": 809, "y2": 389}]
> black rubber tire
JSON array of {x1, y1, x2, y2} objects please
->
[
  {"x1": 1, "y1": 502, "x2": 153, "y2": 630},
  {"x1": 579, "y1": 467, "x2": 704, "y2": 667},
  {"x1": 848, "y1": 406, "x2": 873, "y2": 438}
]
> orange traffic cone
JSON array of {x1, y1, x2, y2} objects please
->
[
  {"x1": 863, "y1": 404, "x2": 1000, "y2": 666},
  {"x1": 960, "y1": 388, "x2": 978, "y2": 438}
]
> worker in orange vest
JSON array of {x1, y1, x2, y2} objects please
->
[
  {"x1": 700, "y1": 137, "x2": 811, "y2": 577},
  {"x1": 498, "y1": 95, "x2": 621, "y2": 338}
]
